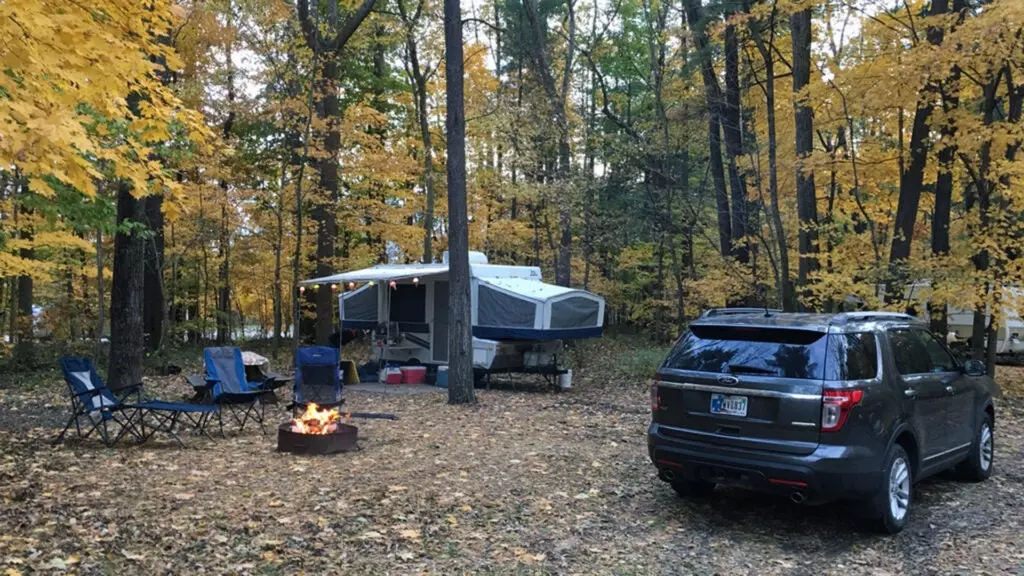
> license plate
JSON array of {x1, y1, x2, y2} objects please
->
[{"x1": 710, "y1": 393, "x2": 748, "y2": 417}]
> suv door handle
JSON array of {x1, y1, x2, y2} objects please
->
[
  {"x1": 946, "y1": 385, "x2": 955, "y2": 394},
  {"x1": 904, "y1": 388, "x2": 916, "y2": 397}
]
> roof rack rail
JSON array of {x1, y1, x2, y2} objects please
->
[
  {"x1": 701, "y1": 307, "x2": 782, "y2": 318},
  {"x1": 832, "y1": 311, "x2": 918, "y2": 324}
]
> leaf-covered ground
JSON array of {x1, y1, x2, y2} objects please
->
[{"x1": 1, "y1": 358, "x2": 1023, "y2": 575}]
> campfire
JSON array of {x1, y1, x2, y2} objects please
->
[
  {"x1": 290, "y1": 403, "x2": 348, "y2": 435},
  {"x1": 279, "y1": 403, "x2": 358, "y2": 455}
]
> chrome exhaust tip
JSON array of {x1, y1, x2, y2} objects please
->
[
  {"x1": 790, "y1": 491, "x2": 806, "y2": 504},
  {"x1": 661, "y1": 469, "x2": 676, "y2": 482}
]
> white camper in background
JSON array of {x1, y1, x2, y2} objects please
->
[
  {"x1": 302, "y1": 251, "x2": 605, "y2": 372},
  {"x1": 874, "y1": 281, "x2": 1024, "y2": 355}
]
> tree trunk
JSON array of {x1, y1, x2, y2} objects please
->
[
  {"x1": 791, "y1": 8, "x2": 818, "y2": 298},
  {"x1": 274, "y1": 169, "x2": 285, "y2": 357},
  {"x1": 404, "y1": 19, "x2": 437, "y2": 263},
  {"x1": 683, "y1": 0, "x2": 731, "y2": 258},
  {"x1": 13, "y1": 201, "x2": 34, "y2": 363},
  {"x1": 749, "y1": 12, "x2": 792, "y2": 310},
  {"x1": 95, "y1": 229, "x2": 105, "y2": 355},
  {"x1": 930, "y1": 104, "x2": 957, "y2": 335},
  {"x1": 522, "y1": 0, "x2": 575, "y2": 287},
  {"x1": 887, "y1": 0, "x2": 951, "y2": 301},
  {"x1": 970, "y1": 74, "x2": 1000, "y2": 362},
  {"x1": 445, "y1": 0, "x2": 475, "y2": 405},
  {"x1": 142, "y1": 195, "x2": 165, "y2": 351},
  {"x1": 295, "y1": 0, "x2": 379, "y2": 343},
  {"x1": 216, "y1": 204, "x2": 232, "y2": 343},
  {"x1": 314, "y1": 56, "x2": 341, "y2": 345},
  {"x1": 15, "y1": 257, "x2": 32, "y2": 340},
  {"x1": 108, "y1": 184, "x2": 146, "y2": 392},
  {"x1": 723, "y1": 24, "x2": 748, "y2": 264}
]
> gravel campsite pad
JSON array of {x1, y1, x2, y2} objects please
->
[{"x1": 1, "y1": 370, "x2": 1023, "y2": 575}]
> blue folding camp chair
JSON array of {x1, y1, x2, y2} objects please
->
[
  {"x1": 56, "y1": 357, "x2": 217, "y2": 447},
  {"x1": 292, "y1": 346, "x2": 344, "y2": 411},
  {"x1": 203, "y1": 347, "x2": 267, "y2": 435}
]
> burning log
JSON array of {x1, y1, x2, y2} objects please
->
[
  {"x1": 278, "y1": 403, "x2": 358, "y2": 455},
  {"x1": 290, "y1": 403, "x2": 348, "y2": 434}
]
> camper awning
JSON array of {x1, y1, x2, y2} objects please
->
[{"x1": 302, "y1": 264, "x2": 448, "y2": 285}]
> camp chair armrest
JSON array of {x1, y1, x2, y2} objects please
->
[
  {"x1": 258, "y1": 373, "x2": 290, "y2": 391},
  {"x1": 71, "y1": 386, "x2": 109, "y2": 402},
  {"x1": 185, "y1": 374, "x2": 212, "y2": 390}
]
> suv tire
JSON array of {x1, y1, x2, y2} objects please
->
[
  {"x1": 867, "y1": 444, "x2": 912, "y2": 534},
  {"x1": 671, "y1": 479, "x2": 716, "y2": 499},
  {"x1": 958, "y1": 412, "x2": 994, "y2": 482}
]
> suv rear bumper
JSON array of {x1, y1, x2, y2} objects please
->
[{"x1": 648, "y1": 424, "x2": 884, "y2": 503}]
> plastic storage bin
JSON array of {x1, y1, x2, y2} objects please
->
[{"x1": 435, "y1": 366, "x2": 449, "y2": 388}]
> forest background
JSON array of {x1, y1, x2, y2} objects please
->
[{"x1": 1, "y1": 0, "x2": 1022, "y2": 382}]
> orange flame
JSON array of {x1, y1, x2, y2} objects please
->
[{"x1": 290, "y1": 403, "x2": 346, "y2": 435}]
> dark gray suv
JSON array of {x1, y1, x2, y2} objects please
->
[{"x1": 648, "y1": 310, "x2": 999, "y2": 533}]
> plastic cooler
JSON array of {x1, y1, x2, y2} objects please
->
[
  {"x1": 435, "y1": 366, "x2": 449, "y2": 388},
  {"x1": 400, "y1": 366, "x2": 427, "y2": 384},
  {"x1": 382, "y1": 366, "x2": 403, "y2": 384}
]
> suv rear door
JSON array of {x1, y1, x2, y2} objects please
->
[
  {"x1": 654, "y1": 324, "x2": 825, "y2": 455},
  {"x1": 886, "y1": 327, "x2": 965, "y2": 458}
]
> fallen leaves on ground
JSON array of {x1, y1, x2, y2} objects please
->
[{"x1": 0, "y1": 367, "x2": 1021, "y2": 575}]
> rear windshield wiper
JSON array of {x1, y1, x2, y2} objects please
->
[{"x1": 725, "y1": 365, "x2": 778, "y2": 375}]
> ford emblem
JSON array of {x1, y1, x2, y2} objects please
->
[{"x1": 717, "y1": 375, "x2": 740, "y2": 386}]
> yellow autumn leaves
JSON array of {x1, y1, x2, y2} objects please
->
[{"x1": 0, "y1": 0, "x2": 211, "y2": 198}]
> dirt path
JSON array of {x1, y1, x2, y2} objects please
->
[{"x1": 0, "y1": 374, "x2": 1022, "y2": 575}]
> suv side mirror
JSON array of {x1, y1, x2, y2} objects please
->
[{"x1": 963, "y1": 359, "x2": 987, "y2": 377}]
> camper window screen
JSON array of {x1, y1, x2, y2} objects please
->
[
  {"x1": 550, "y1": 296, "x2": 600, "y2": 329},
  {"x1": 344, "y1": 284, "x2": 378, "y2": 322},
  {"x1": 478, "y1": 285, "x2": 536, "y2": 327}
]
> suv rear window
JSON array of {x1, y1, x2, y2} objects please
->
[
  {"x1": 664, "y1": 326, "x2": 828, "y2": 379},
  {"x1": 831, "y1": 333, "x2": 879, "y2": 380},
  {"x1": 663, "y1": 326, "x2": 879, "y2": 381}
]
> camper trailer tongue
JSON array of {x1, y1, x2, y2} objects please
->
[{"x1": 290, "y1": 403, "x2": 347, "y2": 435}]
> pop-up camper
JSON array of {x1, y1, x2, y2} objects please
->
[{"x1": 302, "y1": 251, "x2": 605, "y2": 373}]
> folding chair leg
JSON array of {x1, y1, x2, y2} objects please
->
[
  {"x1": 98, "y1": 418, "x2": 110, "y2": 447},
  {"x1": 194, "y1": 412, "x2": 216, "y2": 440},
  {"x1": 52, "y1": 415, "x2": 77, "y2": 446},
  {"x1": 164, "y1": 412, "x2": 187, "y2": 448}
]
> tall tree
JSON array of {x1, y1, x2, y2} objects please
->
[
  {"x1": 929, "y1": 0, "x2": 966, "y2": 335},
  {"x1": 683, "y1": 0, "x2": 731, "y2": 259},
  {"x1": 722, "y1": 23, "x2": 748, "y2": 265},
  {"x1": 398, "y1": 0, "x2": 440, "y2": 263},
  {"x1": 521, "y1": 0, "x2": 576, "y2": 286},
  {"x1": 142, "y1": 195, "x2": 165, "y2": 350},
  {"x1": 748, "y1": 4, "x2": 792, "y2": 310},
  {"x1": 887, "y1": 0, "x2": 952, "y2": 301},
  {"x1": 296, "y1": 0, "x2": 378, "y2": 344},
  {"x1": 791, "y1": 6, "x2": 818, "y2": 295},
  {"x1": 107, "y1": 183, "x2": 145, "y2": 391},
  {"x1": 445, "y1": 0, "x2": 475, "y2": 404}
]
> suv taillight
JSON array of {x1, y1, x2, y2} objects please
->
[
  {"x1": 821, "y1": 389, "x2": 863, "y2": 432},
  {"x1": 650, "y1": 375, "x2": 661, "y2": 415}
]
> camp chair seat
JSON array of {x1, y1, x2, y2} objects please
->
[{"x1": 203, "y1": 347, "x2": 268, "y2": 435}]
